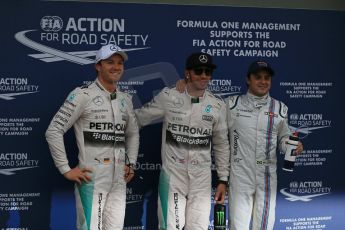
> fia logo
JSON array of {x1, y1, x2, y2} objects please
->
[
  {"x1": 40, "y1": 16, "x2": 63, "y2": 32},
  {"x1": 15, "y1": 16, "x2": 149, "y2": 65}
]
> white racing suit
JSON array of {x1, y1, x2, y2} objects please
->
[
  {"x1": 135, "y1": 87, "x2": 230, "y2": 230},
  {"x1": 226, "y1": 92, "x2": 290, "y2": 230},
  {"x1": 46, "y1": 79, "x2": 139, "y2": 230}
]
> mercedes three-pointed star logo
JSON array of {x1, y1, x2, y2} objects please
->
[
  {"x1": 93, "y1": 96, "x2": 104, "y2": 106},
  {"x1": 199, "y1": 54, "x2": 208, "y2": 63}
]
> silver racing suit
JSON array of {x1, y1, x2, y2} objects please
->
[
  {"x1": 46, "y1": 79, "x2": 139, "y2": 230},
  {"x1": 135, "y1": 87, "x2": 230, "y2": 230},
  {"x1": 226, "y1": 92, "x2": 290, "y2": 230}
]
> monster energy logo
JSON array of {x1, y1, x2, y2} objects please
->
[{"x1": 216, "y1": 211, "x2": 225, "y2": 226}]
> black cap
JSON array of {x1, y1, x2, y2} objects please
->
[
  {"x1": 185, "y1": 52, "x2": 217, "y2": 70},
  {"x1": 247, "y1": 61, "x2": 274, "y2": 77}
]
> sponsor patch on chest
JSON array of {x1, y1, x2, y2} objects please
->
[{"x1": 202, "y1": 115, "x2": 213, "y2": 122}]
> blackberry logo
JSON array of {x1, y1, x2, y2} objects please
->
[
  {"x1": 40, "y1": 16, "x2": 63, "y2": 32},
  {"x1": 93, "y1": 132, "x2": 101, "y2": 139}
]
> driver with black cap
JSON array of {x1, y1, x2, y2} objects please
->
[{"x1": 135, "y1": 52, "x2": 230, "y2": 230}]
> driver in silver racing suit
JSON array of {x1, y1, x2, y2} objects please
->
[
  {"x1": 174, "y1": 61, "x2": 303, "y2": 230},
  {"x1": 135, "y1": 52, "x2": 230, "y2": 230},
  {"x1": 46, "y1": 44, "x2": 139, "y2": 230}
]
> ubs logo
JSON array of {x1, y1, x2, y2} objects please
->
[{"x1": 202, "y1": 115, "x2": 213, "y2": 122}]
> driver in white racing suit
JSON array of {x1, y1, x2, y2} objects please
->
[
  {"x1": 226, "y1": 61, "x2": 303, "y2": 230},
  {"x1": 135, "y1": 52, "x2": 230, "y2": 230},
  {"x1": 46, "y1": 44, "x2": 139, "y2": 230}
]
